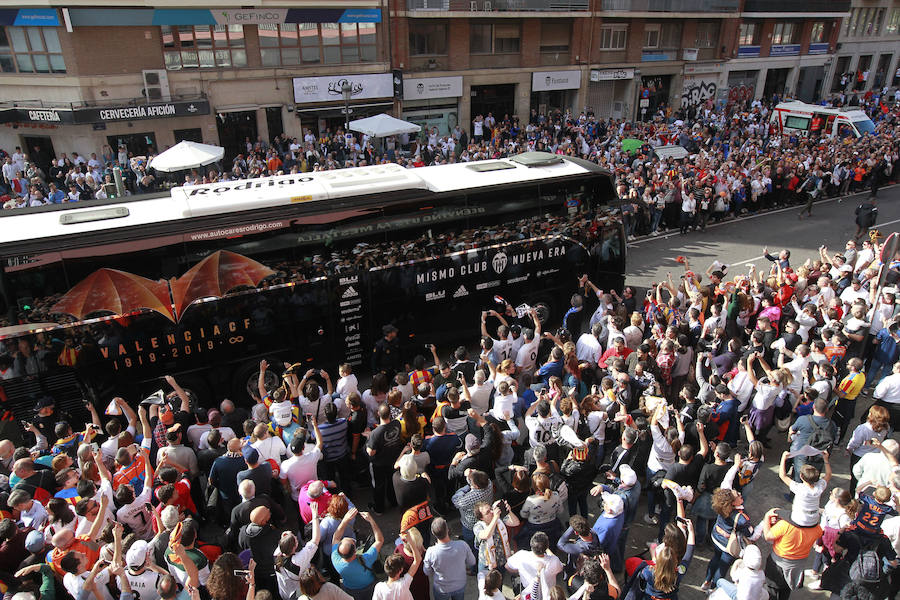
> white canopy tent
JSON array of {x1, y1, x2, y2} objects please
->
[
  {"x1": 148, "y1": 140, "x2": 225, "y2": 172},
  {"x1": 348, "y1": 113, "x2": 421, "y2": 138}
]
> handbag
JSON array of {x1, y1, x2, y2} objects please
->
[
  {"x1": 725, "y1": 512, "x2": 745, "y2": 558},
  {"x1": 205, "y1": 483, "x2": 219, "y2": 512}
]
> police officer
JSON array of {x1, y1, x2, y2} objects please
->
[{"x1": 372, "y1": 324, "x2": 401, "y2": 379}]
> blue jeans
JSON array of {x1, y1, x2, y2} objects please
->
[
  {"x1": 867, "y1": 359, "x2": 893, "y2": 387},
  {"x1": 432, "y1": 586, "x2": 465, "y2": 600},
  {"x1": 715, "y1": 579, "x2": 738, "y2": 599},
  {"x1": 462, "y1": 525, "x2": 475, "y2": 554},
  {"x1": 650, "y1": 208, "x2": 663, "y2": 232},
  {"x1": 646, "y1": 467, "x2": 661, "y2": 516},
  {"x1": 706, "y1": 548, "x2": 735, "y2": 584}
]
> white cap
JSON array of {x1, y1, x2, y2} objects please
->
[
  {"x1": 741, "y1": 544, "x2": 762, "y2": 570},
  {"x1": 619, "y1": 464, "x2": 637, "y2": 487},
  {"x1": 126, "y1": 540, "x2": 150, "y2": 568},
  {"x1": 272, "y1": 402, "x2": 293, "y2": 427},
  {"x1": 602, "y1": 492, "x2": 624, "y2": 517}
]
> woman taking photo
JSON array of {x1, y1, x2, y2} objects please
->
[
  {"x1": 274, "y1": 506, "x2": 320, "y2": 600},
  {"x1": 636, "y1": 518, "x2": 695, "y2": 600},
  {"x1": 393, "y1": 527, "x2": 429, "y2": 600},
  {"x1": 701, "y1": 487, "x2": 755, "y2": 593}
]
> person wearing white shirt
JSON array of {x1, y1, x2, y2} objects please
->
[
  {"x1": 467, "y1": 370, "x2": 494, "y2": 415},
  {"x1": 116, "y1": 456, "x2": 155, "y2": 540},
  {"x1": 854, "y1": 242, "x2": 875, "y2": 272},
  {"x1": 575, "y1": 323, "x2": 603, "y2": 364},
  {"x1": 515, "y1": 331, "x2": 540, "y2": 378},
  {"x1": 874, "y1": 362, "x2": 900, "y2": 429},
  {"x1": 504, "y1": 532, "x2": 564, "y2": 598}
]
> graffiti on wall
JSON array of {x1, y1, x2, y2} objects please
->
[{"x1": 682, "y1": 79, "x2": 717, "y2": 108}]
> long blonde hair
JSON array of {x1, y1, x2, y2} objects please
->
[{"x1": 653, "y1": 545, "x2": 678, "y2": 593}]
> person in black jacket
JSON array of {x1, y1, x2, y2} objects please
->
[
  {"x1": 238, "y1": 506, "x2": 280, "y2": 595},
  {"x1": 560, "y1": 441, "x2": 599, "y2": 518}
]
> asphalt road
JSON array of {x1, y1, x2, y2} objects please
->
[
  {"x1": 625, "y1": 184, "x2": 900, "y2": 291},
  {"x1": 340, "y1": 187, "x2": 898, "y2": 600}
]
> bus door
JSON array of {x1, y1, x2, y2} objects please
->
[{"x1": 825, "y1": 115, "x2": 836, "y2": 136}]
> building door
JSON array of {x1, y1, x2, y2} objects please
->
[
  {"x1": 855, "y1": 55, "x2": 873, "y2": 90},
  {"x1": 216, "y1": 110, "x2": 257, "y2": 164},
  {"x1": 22, "y1": 136, "x2": 55, "y2": 174},
  {"x1": 762, "y1": 68, "x2": 790, "y2": 99},
  {"x1": 874, "y1": 54, "x2": 893, "y2": 89},
  {"x1": 470, "y1": 84, "x2": 515, "y2": 124},
  {"x1": 796, "y1": 66, "x2": 824, "y2": 103},
  {"x1": 107, "y1": 133, "x2": 157, "y2": 158},
  {"x1": 831, "y1": 56, "x2": 851, "y2": 93},
  {"x1": 174, "y1": 128, "x2": 203, "y2": 144},
  {"x1": 266, "y1": 107, "x2": 284, "y2": 142}
]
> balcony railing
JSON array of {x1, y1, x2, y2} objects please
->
[
  {"x1": 742, "y1": 0, "x2": 850, "y2": 12},
  {"x1": 602, "y1": 0, "x2": 739, "y2": 11},
  {"x1": 408, "y1": 0, "x2": 590, "y2": 11}
]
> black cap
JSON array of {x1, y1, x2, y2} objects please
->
[
  {"x1": 35, "y1": 396, "x2": 54, "y2": 410},
  {"x1": 382, "y1": 324, "x2": 399, "y2": 336},
  {"x1": 290, "y1": 437, "x2": 305, "y2": 454}
]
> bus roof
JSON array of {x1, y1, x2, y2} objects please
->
[
  {"x1": 775, "y1": 101, "x2": 873, "y2": 120},
  {"x1": 0, "y1": 153, "x2": 607, "y2": 251}
]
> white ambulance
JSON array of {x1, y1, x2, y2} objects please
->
[{"x1": 770, "y1": 101, "x2": 876, "y2": 138}]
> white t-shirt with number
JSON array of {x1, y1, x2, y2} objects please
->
[
  {"x1": 526, "y1": 415, "x2": 560, "y2": 447},
  {"x1": 516, "y1": 339, "x2": 540, "y2": 374}
]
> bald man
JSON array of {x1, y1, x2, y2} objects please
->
[
  {"x1": 208, "y1": 437, "x2": 246, "y2": 524},
  {"x1": 227, "y1": 479, "x2": 284, "y2": 551},
  {"x1": 238, "y1": 505, "x2": 280, "y2": 594},
  {"x1": 219, "y1": 398, "x2": 248, "y2": 433},
  {"x1": 0, "y1": 440, "x2": 14, "y2": 475}
]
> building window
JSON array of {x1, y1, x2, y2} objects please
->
[
  {"x1": 598, "y1": 25, "x2": 627, "y2": 50},
  {"x1": 409, "y1": 23, "x2": 447, "y2": 55},
  {"x1": 810, "y1": 21, "x2": 826, "y2": 43},
  {"x1": 643, "y1": 23, "x2": 660, "y2": 49},
  {"x1": 888, "y1": 9, "x2": 900, "y2": 35},
  {"x1": 771, "y1": 22, "x2": 796, "y2": 45},
  {"x1": 161, "y1": 25, "x2": 247, "y2": 70},
  {"x1": 738, "y1": 22, "x2": 759, "y2": 46},
  {"x1": 470, "y1": 23, "x2": 520, "y2": 54},
  {"x1": 855, "y1": 8, "x2": 871, "y2": 37},
  {"x1": 540, "y1": 22, "x2": 570, "y2": 53},
  {"x1": 695, "y1": 21, "x2": 719, "y2": 49},
  {"x1": 256, "y1": 23, "x2": 376, "y2": 66},
  {"x1": 0, "y1": 27, "x2": 65, "y2": 73},
  {"x1": 846, "y1": 8, "x2": 860, "y2": 37}
]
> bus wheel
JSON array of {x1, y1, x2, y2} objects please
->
[
  {"x1": 231, "y1": 359, "x2": 281, "y2": 405},
  {"x1": 172, "y1": 375, "x2": 210, "y2": 411}
]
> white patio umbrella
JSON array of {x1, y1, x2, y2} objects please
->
[
  {"x1": 148, "y1": 140, "x2": 224, "y2": 173},
  {"x1": 349, "y1": 113, "x2": 421, "y2": 138}
]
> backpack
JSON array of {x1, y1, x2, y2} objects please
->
[
  {"x1": 806, "y1": 415, "x2": 835, "y2": 459},
  {"x1": 849, "y1": 547, "x2": 882, "y2": 584}
]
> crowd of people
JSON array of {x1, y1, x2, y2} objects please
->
[
  {"x1": 3, "y1": 215, "x2": 900, "y2": 600},
  {"x1": 1, "y1": 89, "x2": 900, "y2": 600}
]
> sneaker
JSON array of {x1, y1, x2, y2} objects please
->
[
  {"x1": 642, "y1": 513, "x2": 659, "y2": 525},
  {"x1": 803, "y1": 569, "x2": 821, "y2": 580},
  {"x1": 807, "y1": 579, "x2": 821, "y2": 590},
  {"x1": 367, "y1": 503, "x2": 383, "y2": 516},
  {"x1": 700, "y1": 581, "x2": 714, "y2": 592}
]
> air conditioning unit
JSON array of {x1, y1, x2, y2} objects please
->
[{"x1": 142, "y1": 69, "x2": 171, "y2": 102}]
